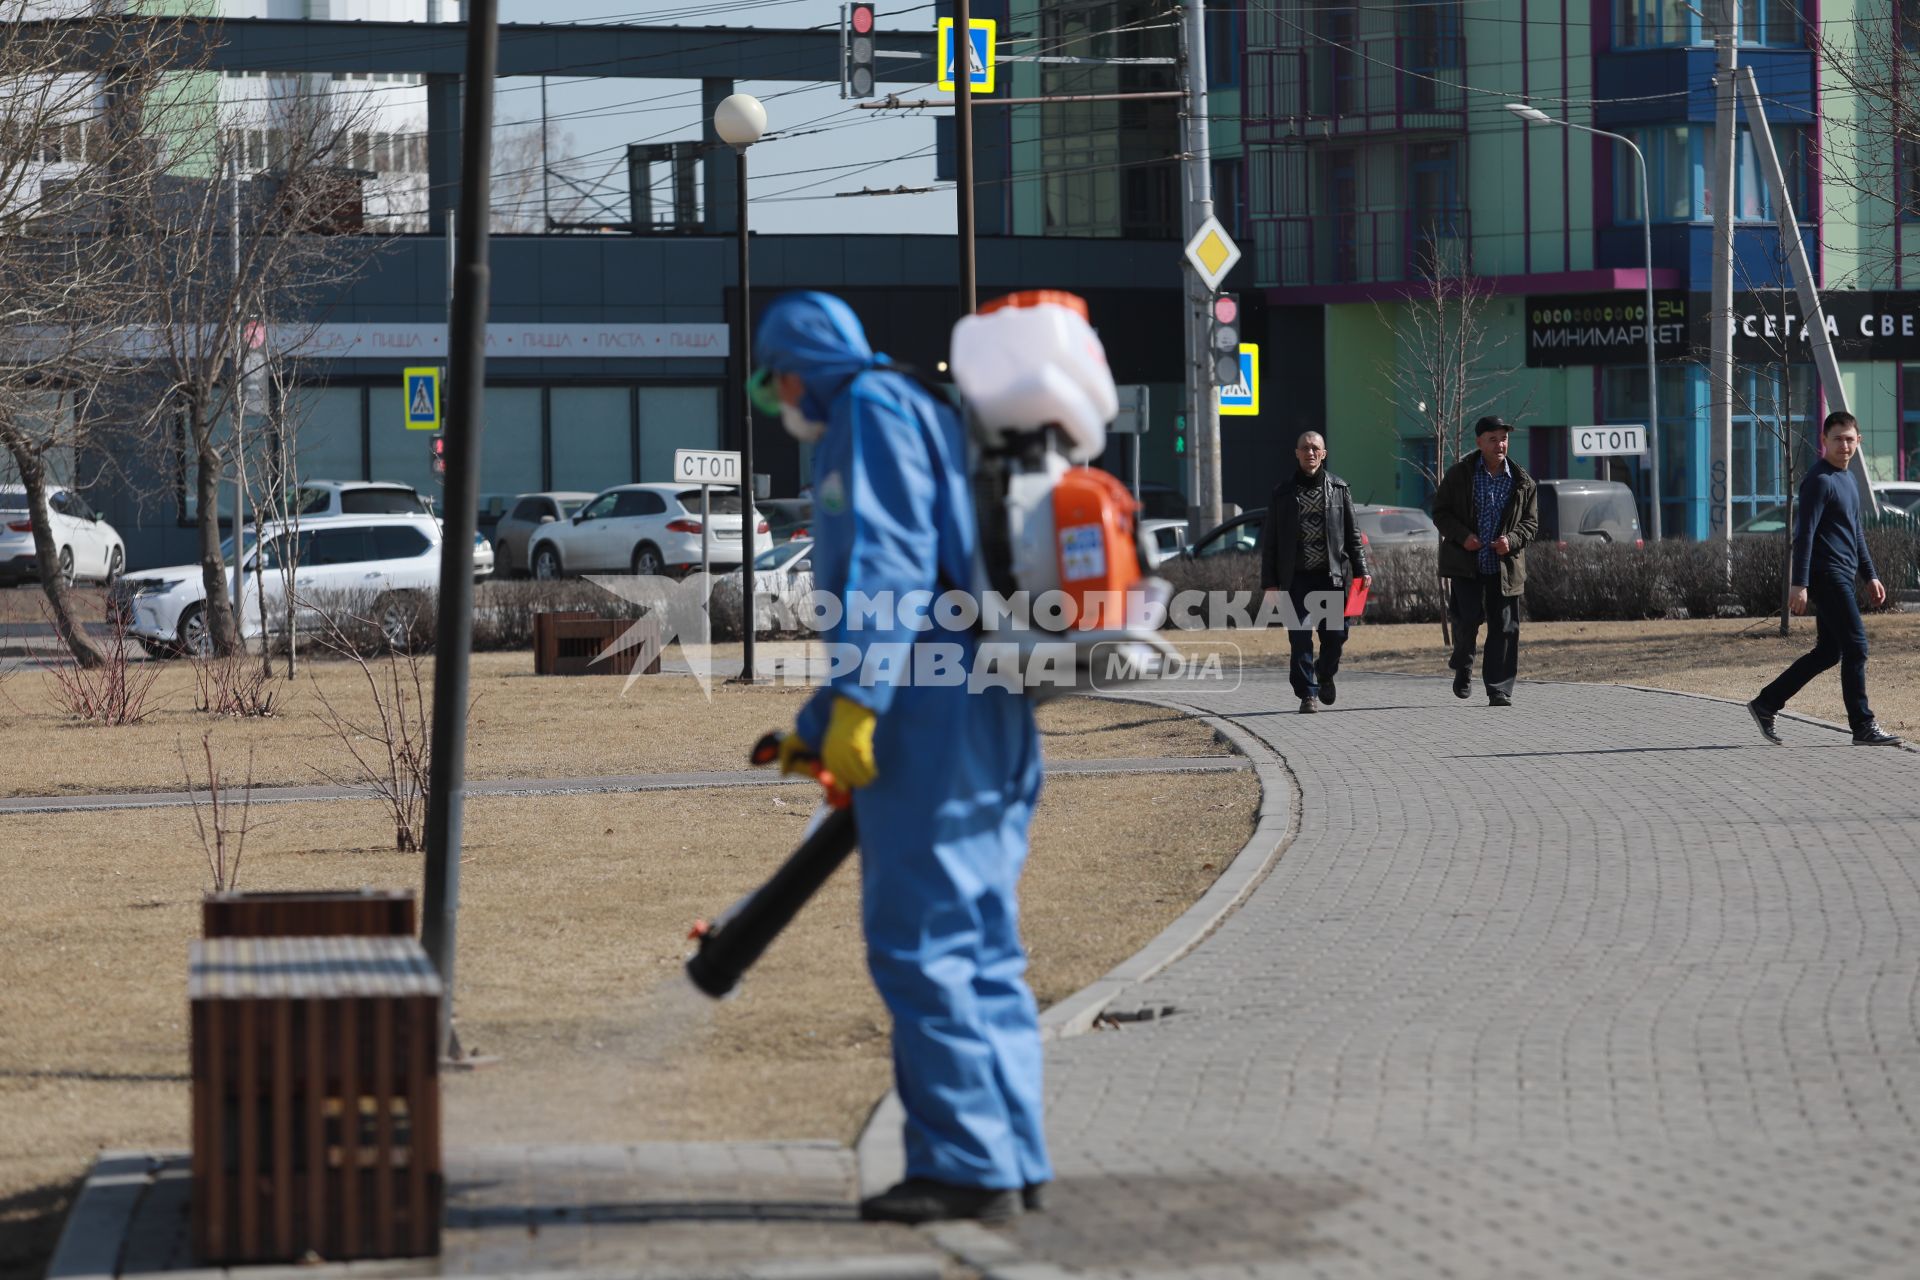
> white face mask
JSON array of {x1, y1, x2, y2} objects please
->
[{"x1": 780, "y1": 402, "x2": 827, "y2": 443}]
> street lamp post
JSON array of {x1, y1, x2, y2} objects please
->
[
  {"x1": 714, "y1": 92, "x2": 766, "y2": 682},
  {"x1": 1507, "y1": 103, "x2": 1664, "y2": 542}
]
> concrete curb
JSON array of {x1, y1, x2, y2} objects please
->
[
  {"x1": 44, "y1": 1150, "x2": 165, "y2": 1280},
  {"x1": 855, "y1": 696, "x2": 1301, "y2": 1201}
]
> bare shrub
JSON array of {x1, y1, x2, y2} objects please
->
[
  {"x1": 178, "y1": 732, "x2": 255, "y2": 892},
  {"x1": 42, "y1": 609, "x2": 163, "y2": 725},
  {"x1": 1523, "y1": 545, "x2": 1665, "y2": 622},
  {"x1": 471, "y1": 578, "x2": 651, "y2": 650},
  {"x1": 308, "y1": 605, "x2": 432, "y2": 853},
  {"x1": 189, "y1": 651, "x2": 280, "y2": 718}
]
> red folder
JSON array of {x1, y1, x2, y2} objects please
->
[{"x1": 1344, "y1": 578, "x2": 1370, "y2": 619}]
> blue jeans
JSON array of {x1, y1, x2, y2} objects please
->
[
  {"x1": 1286, "y1": 570, "x2": 1346, "y2": 699},
  {"x1": 1757, "y1": 572, "x2": 1875, "y2": 731}
]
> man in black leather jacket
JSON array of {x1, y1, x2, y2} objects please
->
[{"x1": 1258, "y1": 431, "x2": 1371, "y2": 713}]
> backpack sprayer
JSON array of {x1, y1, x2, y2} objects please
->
[{"x1": 685, "y1": 291, "x2": 1177, "y2": 999}]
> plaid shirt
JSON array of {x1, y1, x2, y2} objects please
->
[{"x1": 1472, "y1": 459, "x2": 1513, "y2": 574}]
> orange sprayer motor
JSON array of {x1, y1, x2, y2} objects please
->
[{"x1": 1051, "y1": 466, "x2": 1142, "y2": 631}]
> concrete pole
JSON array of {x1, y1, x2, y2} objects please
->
[
  {"x1": 1710, "y1": 3, "x2": 1737, "y2": 563},
  {"x1": 1180, "y1": 0, "x2": 1221, "y2": 532}
]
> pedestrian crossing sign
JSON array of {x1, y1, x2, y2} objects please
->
[
  {"x1": 1217, "y1": 344, "x2": 1259, "y2": 416},
  {"x1": 404, "y1": 367, "x2": 440, "y2": 430},
  {"x1": 937, "y1": 18, "x2": 996, "y2": 93}
]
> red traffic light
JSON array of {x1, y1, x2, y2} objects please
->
[
  {"x1": 851, "y1": 2, "x2": 874, "y2": 33},
  {"x1": 1212, "y1": 294, "x2": 1239, "y2": 325},
  {"x1": 430, "y1": 433, "x2": 446, "y2": 476}
]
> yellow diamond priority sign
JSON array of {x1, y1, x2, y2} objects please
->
[{"x1": 1183, "y1": 216, "x2": 1241, "y2": 291}]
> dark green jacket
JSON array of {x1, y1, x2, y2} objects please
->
[{"x1": 1431, "y1": 452, "x2": 1539, "y2": 596}]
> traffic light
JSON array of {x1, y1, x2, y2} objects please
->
[
  {"x1": 1174, "y1": 412, "x2": 1187, "y2": 455},
  {"x1": 848, "y1": 3, "x2": 877, "y2": 99},
  {"x1": 430, "y1": 433, "x2": 446, "y2": 479},
  {"x1": 1208, "y1": 292, "x2": 1241, "y2": 385}
]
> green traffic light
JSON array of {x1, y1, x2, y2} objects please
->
[{"x1": 1175, "y1": 438, "x2": 1185, "y2": 453}]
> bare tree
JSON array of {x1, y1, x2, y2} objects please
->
[
  {"x1": 1375, "y1": 244, "x2": 1523, "y2": 642},
  {"x1": 0, "y1": 5, "x2": 192, "y2": 666},
  {"x1": 1376, "y1": 245, "x2": 1520, "y2": 498},
  {"x1": 126, "y1": 79, "x2": 389, "y2": 657},
  {"x1": 1807, "y1": 9, "x2": 1918, "y2": 289},
  {"x1": 489, "y1": 115, "x2": 591, "y2": 233}
]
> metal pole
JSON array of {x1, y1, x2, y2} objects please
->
[
  {"x1": 230, "y1": 155, "x2": 247, "y2": 646},
  {"x1": 701, "y1": 483, "x2": 711, "y2": 581},
  {"x1": 1179, "y1": 0, "x2": 1221, "y2": 532},
  {"x1": 421, "y1": 0, "x2": 499, "y2": 1062},
  {"x1": 541, "y1": 75, "x2": 550, "y2": 231},
  {"x1": 1711, "y1": 4, "x2": 1737, "y2": 568},
  {"x1": 1633, "y1": 136, "x2": 1663, "y2": 542},
  {"x1": 1779, "y1": 284, "x2": 1792, "y2": 635},
  {"x1": 737, "y1": 146, "x2": 757, "y2": 682},
  {"x1": 954, "y1": 0, "x2": 977, "y2": 313}
]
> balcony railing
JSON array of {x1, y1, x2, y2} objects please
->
[
  {"x1": 1246, "y1": 35, "x2": 1466, "y2": 140},
  {"x1": 1259, "y1": 208, "x2": 1469, "y2": 289}
]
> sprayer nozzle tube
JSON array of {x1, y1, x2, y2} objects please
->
[{"x1": 681, "y1": 806, "x2": 860, "y2": 1001}]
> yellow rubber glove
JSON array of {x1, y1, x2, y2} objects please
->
[
  {"x1": 775, "y1": 733, "x2": 817, "y2": 778},
  {"x1": 821, "y1": 696, "x2": 879, "y2": 790}
]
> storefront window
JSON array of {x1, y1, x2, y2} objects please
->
[
  {"x1": 551, "y1": 387, "x2": 634, "y2": 492},
  {"x1": 292, "y1": 387, "x2": 365, "y2": 484},
  {"x1": 638, "y1": 386, "x2": 721, "y2": 484},
  {"x1": 1601, "y1": 365, "x2": 1692, "y2": 535},
  {"x1": 1730, "y1": 364, "x2": 1816, "y2": 526},
  {"x1": 480, "y1": 388, "x2": 542, "y2": 510}
]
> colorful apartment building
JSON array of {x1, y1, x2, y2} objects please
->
[{"x1": 1237, "y1": 0, "x2": 1913, "y2": 539}]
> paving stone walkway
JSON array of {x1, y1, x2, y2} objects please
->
[
  {"x1": 956, "y1": 670, "x2": 1920, "y2": 1278},
  {"x1": 48, "y1": 670, "x2": 1920, "y2": 1277}
]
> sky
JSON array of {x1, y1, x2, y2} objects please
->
[{"x1": 492, "y1": 0, "x2": 958, "y2": 235}]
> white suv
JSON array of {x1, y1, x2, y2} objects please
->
[
  {"x1": 526, "y1": 483, "x2": 771, "y2": 578},
  {"x1": 123, "y1": 514, "x2": 442, "y2": 657},
  {"x1": 0, "y1": 485, "x2": 127, "y2": 586}
]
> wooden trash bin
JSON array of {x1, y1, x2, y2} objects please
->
[
  {"x1": 532, "y1": 609, "x2": 661, "y2": 676},
  {"x1": 190, "y1": 936, "x2": 443, "y2": 1264},
  {"x1": 203, "y1": 889, "x2": 416, "y2": 940}
]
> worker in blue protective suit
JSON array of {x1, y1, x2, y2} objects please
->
[{"x1": 750, "y1": 292, "x2": 1050, "y2": 1225}]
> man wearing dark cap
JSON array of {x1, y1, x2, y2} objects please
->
[{"x1": 1430, "y1": 416, "x2": 1538, "y2": 706}]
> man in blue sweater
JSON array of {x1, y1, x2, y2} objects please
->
[{"x1": 1748, "y1": 412, "x2": 1902, "y2": 747}]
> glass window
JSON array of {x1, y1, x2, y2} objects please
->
[
  {"x1": 510, "y1": 497, "x2": 547, "y2": 521},
  {"x1": 577, "y1": 492, "x2": 618, "y2": 521},
  {"x1": 1729, "y1": 364, "x2": 1815, "y2": 525},
  {"x1": 481, "y1": 387, "x2": 542, "y2": 509},
  {"x1": 371, "y1": 526, "x2": 432, "y2": 560},
  {"x1": 638, "y1": 386, "x2": 721, "y2": 482},
  {"x1": 551, "y1": 387, "x2": 632, "y2": 491},
  {"x1": 611, "y1": 490, "x2": 660, "y2": 518},
  {"x1": 1617, "y1": 125, "x2": 1806, "y2": 225},
  {"x1": 340, "y1": 487, "x2": 428, "y2": 515},
  {"x1": 368, "y1": 386, "x2": 438, "y2": 496},
  {"x1": 684, "y1": 490, "x2": 744, "y2": 515},
  {"x1": 309, "y1": 527, "x2": 374, "y2": 565},
  {"x1": 291, "y1": 387, "x2": 364, "y2": 485}
]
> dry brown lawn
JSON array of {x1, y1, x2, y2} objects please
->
[
  {"x1": 1170, "y1": 613, "x2": 1920, "y2": 737},
  {"x1": 0, "y1": 756, "x2": 1255, "y2": 1279},
  {"x1": 0, "y1": 652, "x2": 1226, "y2": 798}
]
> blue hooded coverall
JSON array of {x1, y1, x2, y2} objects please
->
[{"x1": 755, "y1": 292, "x2": 1051, "y2": 1193}]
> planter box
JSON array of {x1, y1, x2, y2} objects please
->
[
  {"x1": 532, "y1": 609, "x2": 660, "y2": 676},
  {"x1": 202, "y1": 889, "x2": 416, "y2": 939},
  {"x1": 190, "y1": 935, "x2": 442, "y2": 1264}
]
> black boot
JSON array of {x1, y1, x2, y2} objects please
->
[
  {"x1": 1452, "y1": 668, "x2": 1471, "y2": 699},
  {"x1": 859, "y1": 1178, "x2": 1019, "y2": 1225},
  {"x1": 1022, "y1": 1182, "x2": 1048, "y2": 1212}
]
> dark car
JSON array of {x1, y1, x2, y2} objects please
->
[
  {"x1": 1535, "y1": 479, "x2": 1643, "y2": 547},
  {"x1": 492, "y1": 491, "x2": 593, "y2": 578},
  {"x1": 759, "y1": 498, "x2": 813, "y2": 544},
  {"x1": 1136, "y1": 482, "x2": 1190, "y2": 523},
  {"x1": 1185, "y1": 503, "x2": 1439, "y2": 562}
]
